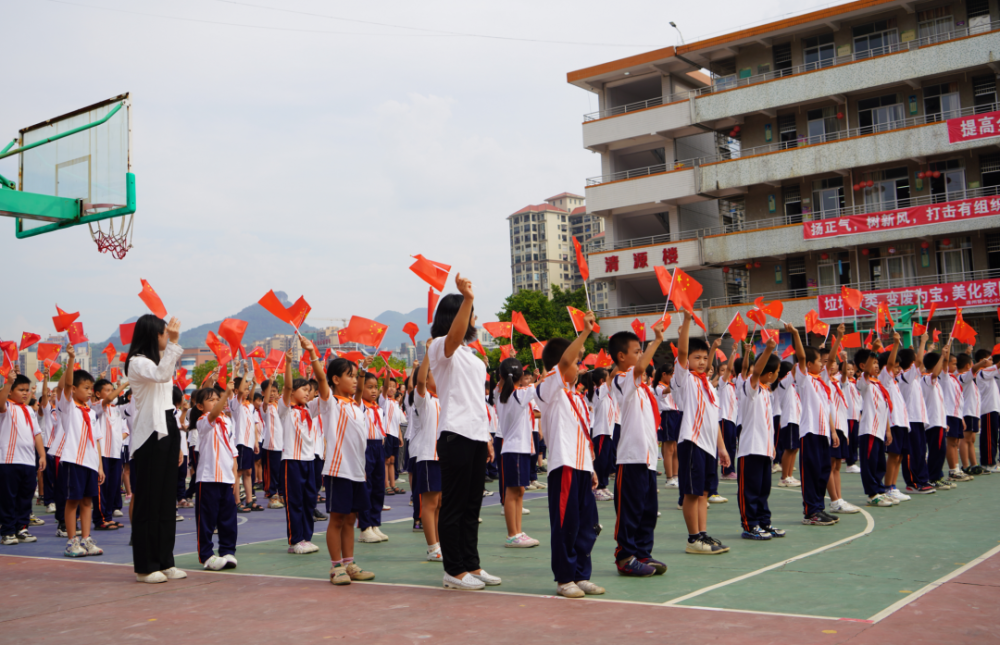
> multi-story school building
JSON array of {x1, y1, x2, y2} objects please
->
[{"x1": 569, "y1": 0, "x2": 1000, "y2": 350}]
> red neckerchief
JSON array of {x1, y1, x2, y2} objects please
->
[
  {"x1": 8, "y1": 401, "x2": 30, "y2": 429},
  {"x1": 564, "y1": 388, "x2": 596, "y2": 459},
  {"x1": 692, "y1": 370, "x2": 717, "y2": 405},
  {"x1": 292, "y1": 404, "x2": 313, "y2": 433},
  {"x1": 75, "y1": 403, "x2": 95, "y2": 448},
  {"x1": 638, "y1": 382, "x2": 662, "y2": 430},
  {"x1": 485, "y1": 404, "x2": 492, "y2": 423},
  {"x1": 830, "y1": 380, "x2": 847, "y2": 406},
  {"x1": 810, "y1": 373, "x2": 831, "y2": 400},
  {"x1": 214, "y1": 416, "x2": 234, "y2": 453},
  {"x1": 869, "y1": 376, "x2": 894, "y2": 412},
  {"x1": 364, "y1": 400, "x2": 386, "y2": 436}
]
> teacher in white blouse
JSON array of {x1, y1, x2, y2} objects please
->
[
  {"x1": 428, "y1": 274, "x2": 499, "y2": 591},
  {"x1": 124, "y1": 314, "x2": 185, "y2": 584}
]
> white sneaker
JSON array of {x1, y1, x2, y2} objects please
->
[
  {"x1": 288, "y1": 540, "x2": 316, "y2": 553},
  {"x1": 358, "y1": 528, "x2": 382, "y2": 543},
  {"x1": 303, "y1": 541, "x2": 321, "y2": 554},
  {"x1": 204, "y1": 555, "x2": 226, "y2": 571},
  {"x1": 382, "y1": 504, "x2": 391, "y2": 511},
  {"x1": 443, "y1": 572, "x2": 485, "y2": 590},
  {"x1": 137, "y1": 571, "x2": 168, "y2": 583},
  {"x1": 831, "y1": 499, "x2": 860, "y2": 514},
  {"x1": 222, "y1": 554, "x2": 238, "y2": 569},
  {"x1": 535, "y1": 482, "x2": 547, "y2": 489},
  {"x1": 557, "y1": 582, "x2": 585, "y2": 598},
  {"x1": 521, "y1": 507, "x2": 530, "y2": 515},
  {"x1": 426, "y1": 549, "x2": 443, "y2": 562},
  {"x1": 845, "y1": 464, "x2": 861, "y2": 473},
  {"x1": 112, "y1": 509, "x2": 123, "y2": 517},
  {"x1": 771, "y1": 463, "x2": 782, "y2": 473},
  {"x1": 575, "y1": 579, "x2": 606, "y2": 595},
  {"x1": 887, "y1": 488, "x2": 910, "y2": 502},
  {"x1": 82, "y1": 537, "x2": 103, "y2": 556},
  {"x1": 988, "y1": 465, "x2": 1000, "y2": 473},
  {"x1": 267, "y1": 495, "x2": 285, "y2": 509},
  {"x1": 373, "y1": 527, "x2": 389, "y2": 541},
  {"x1": 665, "y1": 477, "x2": 679, "y2": 488},
  {"x1": 526, "y1": 482, "x2": 539, "y2": 491},
  {"x1": 46, "y1": 503, "x2": 57, "y2": 513},
  {"x1": 470, "y1": 569, "x2": 501, "y2": 586},
  {"x1": 867, "y1": 495, "x2": 893, "y2": 507},
  {"x1": 707, "y1": 494, "x2": 727, "y2": 504}
]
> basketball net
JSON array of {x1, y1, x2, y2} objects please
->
[{"x1": 88, "y1": 209, "x2": 135, "y2": 260}]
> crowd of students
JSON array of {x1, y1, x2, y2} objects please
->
[{"x1": 2, "y1": 288, "x2": 999, "y2": 597}]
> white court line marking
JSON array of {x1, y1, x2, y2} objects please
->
[
  {"x1": 662, "y1": 507, "x2": 875, "y2": 606},
  {"x1": 867, "y1": 542, "x2": 1000, "y2": 623}
]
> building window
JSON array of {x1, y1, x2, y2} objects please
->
[
  {"x1": 917, "y1": 6, "x2": 953, "y2": 43},
  {"x1": 803, "y1": 33, "x2": 835, "y2": 71},
  {"x1": 787, "y1": 257, "x2": 807, "y2": 298},
  {"x1": 853, "y1": 19, "x2": 898, "y2": 59},
  {"x1": 778, "y1": 113, "x2": 797, "y2": 149},
  {"x1": 973, "y1": 75, "x2": 999, "y2": 114},
  {"x1": 812, "y1": 177, "x2": 844, "y2": 219},
  {"x1": 818, "y1": 251, "x2": 852, "y2": 293},
  {"x1": 928, "y1": 159, "x2": 965, "y2": 202},
  {"x1": 924, "y1": 82, "x2": 961, "y2": 122},
  {"x1": 806, "y1": 106, "x2": 840, "y2": 144},
  {"x1": 783, "y1": 185, "x2": 802, "y2": 223},
  {"x1": 937, "y1": 238, "x2": 973, "y2": 282},
  {"x1": 862, "y1": 167, "x2": 909, "y2": 212},
  {"x1": 858, "y1": 94, "x2": 903, "y2": 134},
  {"x1": 772, "y1": 42, "x2": 792, "y2": 76}
]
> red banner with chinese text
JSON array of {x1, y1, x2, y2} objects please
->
[
  {"x1": 947, "y1": 110, "x2": 1000, "y2": 143},
  {"x1": 803, "y1": 195, "x2": 1000, "y2": 240},
  {"x1": 817, "y1": 278, "x2": 1000, "y2": 318}
]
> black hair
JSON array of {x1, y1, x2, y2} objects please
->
[
  {"x1": 541, "y1": 338, "x2": 572, "y2": 372},
  {"x1": 94, "y1": 379, "x2": 112, "y2": 394},
  {"x1": 922, "y1": 352, "x2": 940, "y2": 372},
  {"x1": 975, "y1": 348, "x2": 991, "y2": 362},
  {"x1": 854, "y1": 349, "x2": 873, "y2": 370},
  {"x1": 957, "y1": 353, "x2": 972, "y2": 370},
  {"x1": 253, "y1": 392, "x2": 263, "y2": 402},
  {"x1": 430, "y1": 294, "x2": 476, "y2": 342},
  {"x1": 486, "y1": 377, "x2": 495, "y2": 407},
  {"x1": 761, "y1": 354, "x2": 781, "y2": 376},
  {"x1": 73, "y1": 370, "x2": 95, "y2": 387},
  {"x1": 877, "y1": 351, "x2": 890, "y2": 369},
  {"x1": 771, "y1": 361, "x2": 793, "y2": 392},
  {"x1": 124, "y1": 314, "x2": 166, "y2": 377},
  {"x1": 292, "y1": 378, "x2": 311, "y2": 391},
  {"x1": 9, "y1": 374, "x2": 31, "y2": 390},
  {"x1": 326, "y1": 358, "x2": 355, "y2": 387},
  {"x1": 498, "y1": 357, "x2": 524, "y2": 404},
  {"x1": 28, "y1": 397, "x2": 36, "y2": 406},
  {"x1": 609, "y1": 331, "x2": 640, "y2": 368},
  {"x1": 644, "y1": 364, "x2": 654, "y2": 379},
  {"x1": 819, "y1": 347, "x2": 830, "y2": 357},
  {"x1": 233, "y1": 377, "x2": 243, "y2": 390},
  {"x1": 189, "y1": 387, "x2": 220, "y2": 426},
  {"x1": 213, "y1": 383, "x2": 224, "y2": 393},
  {"x1": 585, "y1": 367, "x2": 607, "y2": 402},
  {"x1": 688, "y1": 337, "x2": 709, "y2": 354},
  {"x1": 308, "y1": 378, "x2": 319, "y2": 388},
  {"x1": 653, "y1": 364, "x2": 671, "y2": 386},
  {"x1": 804, "y1": 346, "x2": 819, "y2": 364},
  {"x1": 172, "y1": 385, "x2": 183, "y2": 407},
  {"x1": 362, "y1": 371, "x2": 378, "y2": 385},
  {"x1": 733, "y1": 357, "x2": 743, "y2": 376},
  {"x1": 898, "y1": 348, "x2": 916, "y2": 370}
]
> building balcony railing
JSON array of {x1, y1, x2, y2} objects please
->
[
  {"x1": 587, "y1": 103, "x2": 999, "y2": 187},
  {"x1": 581, "y1": 21, "x2": 1000, "y2": 123}
]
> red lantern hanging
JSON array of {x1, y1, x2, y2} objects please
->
[
  {"x1": 836, "y1": 111, "x2": 844, "y2": 120},
  {"x1": 753, "y1": 261, "x2": 761, "y2": 268},
  {"x1": 746, "y1": 263, "x2": 753, "y2": 270},
  {"x1": 722, "y1": 266, "x2": 731, "y2": 274},
  {"x1": 733, "y1": 125, "x2": 740, "y2": 133},
  {"x1": 861, "y1": 248, "x2": 870, "y2": 256},
  {"x1": 866, "y1": 180, "x2": 874, "y2": 188},
  {"x1": 820, "y1": 252, "x2": 829, "y2": 260},
  {"x1": 853, "y1": 183, "x2": 861, "y2": 191},
  {"x1": 932, "y1": 171, "x2": 941, "y2": 179},
  {"x1": 888, "y1": 247, "x2": 896, "y2": 255},
  {"x1": 918, "y1": 171, "x2": 925, "y2": 179},
  {"x1": 920, "y1": 241, "x2": 930, "y2": 249},
  {"x1": 942, "y1": 238, "x2": 951, "y2": 246}
]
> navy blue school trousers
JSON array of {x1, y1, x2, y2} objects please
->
[
  {"x1": 95, "y1": 457, "x2": 122, "y2": 524},
  {"x1": 43, "y1": 450, "x2": 58, "y2": 506},
  {"x1": 925, "y1": 425, "x2": 947, "y2": 482},
  {"x1": 358, "y1": 439, "x2": 385, "y2": 530},
  {"x1": 737, "y1": 455, "x2": 772, "y2": 530},
  {"x1": 0, "y1": 464, "x2": 35, "y2": 536},
  {"x1": 486, "y1": 434, "x2": 499, "y2": 479},
  {"x1": 612, "y1": 463, "x2": 657, "y2": 562},
  {"x1": 859, "y1": 434, "x2": 887, "y2": 497},
  {"x1": 263, "y1": 449, "x2": 283, "y2": 498},
  {"x1": 981, "y1": 411, "x2": 999, "y2": 467},
  {"x1": 177, "y1": 456, "x2": 188, "y2": 502},
  {"x1": 408, "y1": 457, "x2": 420, "y2": 522},
  {"x1": 548, "y1": 466, "x2": 598, "y2": 584},
  {"x1": 901, "y1": 422, "x2": 930, "y2": 488},
  {"x1": 185, "y1": 451, "x2": 199, "y2": 500},
  {"x1": 529, "y1": 431, "x2": 540, "y2": 482},
  {"x1": 846, "y1": 420, "x2": 859, "y2": 466},
  {"x1": 799, "y1": 434, "x2": 831, "y2": 517},
  {"x1": 721, "y1": 420, "x2": 738, "y2": 476},
  {"x1": 313, "y1": 455, "x2": 324, "y2": 497},
  {"x1": 195, "y1": 481, "x2": 237, "y2": 563},
  {"x1": 592, "y1": 434, "x2": 614, "y2": 490},
  {"x1": 283, "y1": 459, "x2": 317, "y2": 545}
]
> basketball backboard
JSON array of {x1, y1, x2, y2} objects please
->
[{"x1": 0, "y1": 93, "x2": 136, "y2": 257}]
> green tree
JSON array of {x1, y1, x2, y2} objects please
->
[{"x1": 487, "y1": 285, "x2": 605, "y2": 372}]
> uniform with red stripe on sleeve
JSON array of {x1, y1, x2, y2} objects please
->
[
  {"x1": 319, "y1": 395, "x2": 368, "y2": 481},
  {"x1": 536, "y1": 369, "x2": 594, "y2": 473},
  {"x1": 196, "y1": 415, "x2": 238, "y2": 484},
  {"x1": 857, "y1": 377, "x2": 891, "y2": 440},
  {"x1": 279, "y1": 399, "x2": 318, "y2": 462},
  {"x1": 612, "y1": 367, "x2": 659, "y2": 469},
  {"x1": 0, "y1": 400, "x2": 42, "y2": 467},
  {"x1": 54, "y1": 396, "x2": 101, "y2": 473},
  {"x1": 673, "y1": 363, "x2": 720, "y2": 457}
]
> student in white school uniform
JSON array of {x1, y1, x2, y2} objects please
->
[
  {"x1": 54, "y1": 345, "x2": 105, "y2": 557},
  {"x1": 230, "y1": 367, "x2": 261, "y2": 512},
  {"x1": 823, "y1": 335, "x2": 861, "y2": 514},
  {"x1": 537, "y1": 313, "x2": 606, "y2": 599},
  {"x1": 90, "y1": 376, "x2": 128, "y2": 530},
  {"x1": 0, "y1": 368, "x2": 47, "y2": 545},
  {"x1": 843, "y1": 363, "x2": 862, "y2": 474},
  {"x1": 278, "y1": 345, "x2": 321, "y2": 554},
  {"x1": 675, "y1": 312, "x2": 729, "y2": 555},
  {"x1": 496, "y1": 357, "x2": 541, "y2": 548},
  {"x1": 192, "y1": 384, "x2": 239, "y2": 570},
  {"x1": 878, "y1": 340, "x2": 911, "y2": 504},
  {"x1": 973, "y1": 349, "x2": 1000, "y2": 473},
  {"x1": 786, "y1": 323, "x2": 841, "y2": 526},
  {"x1": 358, "y1": 370, "x2": 389, "y2": 543},
  {"x1": 717, "y1": 361, "x2": 739, "y2": 482},
  {"x1": 933, "y1": 343, "x2": 965, "y2": 486},
  {"x1": 260, "y1": 379, "x2": 285, "y2": 509},
  {"x1": 173, "y1": 388, "x2": 191, "y2": 514},
  {"x1": 39, "y1": 375, "x2": 59, "y2": 514},
  {"x1": 307, "y1": 381, "x2": 328, "y2": 523},
  {"x1": 380, "y1": 377, "x2": 405, "y2": 497},
  {"x1": 736, "y1": 333, "x2": 784, "y2": 540},
  {"x1": 897, "y1": 335, "x2": 936, "y2": 495},
  {"x1": 411, "y1": 346, "x2": 444, "y2": 562},
  {"x1": 183, "y1": 394, "x2": 199, "y2": 504},
  {"x1": 957, "y1": 349, "x2": 990, "y2": 475},
  {"x1": 313, "y1": 350, "x2": 377, "y2": 585},
  {"x1": 854, "y1": 343, "x2": 895, "y2": 507},
  {"x1": 587, "y1": 368, "x2": 615, "y2": 500},
  {"x1": 775, "y1": 360, "x2": 802, "y2": 487}
]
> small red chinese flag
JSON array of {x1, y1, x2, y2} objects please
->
[
  {"x1": 340, "y1": 316, "x2": 388, "y2": 348},
  {"x1": 728, "y1": 313, "x2": 748, "y2": 342},
  {"x1": 631, "y1": 319, "x2": 646, "y2": 343},
  {"x1": 336, "y1": 350, "x2": 365, "y2": 364},
  {"x1": 595, "y1": 349, "x2": 613, "y2": 368},
  {"x1": 530, "y1": 341, "x2": 546, "y2": 360},
  {"x1": 669, "y1": 268, "x2": 703, "y2": 314},
  {"x1": 247, "y1": 346, "x2": 265, "y2": 359},
  {"x1": 52, "y1": 306, "x2": 80, "y2": 333},
  {"x1": 288, "y1": 296, "x2": 311, "y2": 329},
  {"x1": 43, "y1": 358, "x2": 60, "y2": 374},
  {"x1": 572, "y1": 237, "x2": 589, "y2": 281},
  {"x1": 760, "y1": 328, "x2": 779, "y2": 344},
  {"x1": 252, "y1": 359, "x2": 265, "y2": 383},
  {"x1": 403, "y1": 322, "x2": 419, "y2": 346},
  {"x1": 762, "y1": 300, "x2": 784, "y2": 320},
  {"x1": 110, "y1": 367, "x2": 119, "y2": 382},
  {"x1": 715, "y1": 348, "x2": 728, "y2": 362},
  {"x1": 567, "y1": 306, "x2": 601, "y2": 334},
  {"x1": 511, "y1": 311, "x2": 534, "y2": 338},
  {"x1": 670, "y1": 342, "x2": 678, "y2": 358},
  {"x1": 926, "y1": 303, "x2": 939, "y2": 326},
  {"x1": 841, "y1": 286, "x2": 863, "y2": 311},
  {"x1": 36, "y1": 343, "x2": 60, "y2": 363},
  {"x1": 409, "y1": 254, "x2": 451, "y2": 292},
  {"x1": 67, "y1": 322, "x2": 88, "y2": 346},
  {"x1": 805, "y1": 310, "x2": 819, "y2": 333},
  {"x1": 470, "y1": 340, "x2": 489, "y2": 360},
  {"x1": 583, "y1": 353, "x2": 597, "y2": 366},
  {"x1": 812, "y1": 320, "x2": 830, "y2": 338},
  {"x1": 0, "y1": 341, "x2": 16, "y2": 367},
  {"x1": 693, "y1": 313, "x2": 707, "y2": 333},
  {"x1": 428, "y1": 288, "x2": 440, "y2": 324},
  {"x1": 19, "y1": 332, "x2": 40, "y2": 351},
  {"x1": 932, "y1": 329, "x2": 941, "y2": 343},
  {"x1": 781, "y1": 345, "x2": 796, "y2": 359},
  {"x1": 259, "y1": 290, "x2": 293, "y2": 324},
  {"x1": 654, "y1": 266, "x2": 672, "y2": 296},
  {"x1": 482, "y1": 322, "x2": 512, "y2": 339},
  {"x1": 262, "y1": 349, "x2": 286, "y2": 378},
  {"x1": 323, "y1": 348, "x2": 333, "y2": 361},
  {"x1": 138, "y1": 279, "x2": 167, "y2": 318},
  {"x1": 217, "y1": 363, "x2": 228, "y2": 389},
  {"x1": 119, "y1": 352, "x2": 128, "y2": 362},
  {"x1": 377, "y1": 351, "x2": 393, "y2": 364},
  {"x1": 912, "y1": 323, "x2": 927, "y2": 337},
  {"x1": 660, "y1": 313, "x2": 671, "y2": 329},
  {"x1": 119, "y1": 323, "x2": 136, "y2": 345},
  {"x1": 298, "y1": 359, "x2": 309, "y2": 378},
  {"x1": 34, "y1": 369, "x2": 44, "y2": 382},
  {"x1": 864, "y1": 328, "x2": 875, "y2": 348},
  {"x1": 499, "y1": 345, "x2": 513, "y2": 360},
  {"x1": 219, "y1": 318, "x2": 249, "y2": 354},
  {"x1": 747, "y1": 308, "x2": 767, "y2": 328},
  {"x1": 102, "y1": 343, "x2": 117, "y2": 363}
]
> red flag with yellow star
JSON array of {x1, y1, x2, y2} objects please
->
[
  {"x1": 19, "y1": 332, "x2": 40, "y2": 351},
  {"x1": 340, "y1": 316, "x2": 388, "y2": 348},
  {"x1": 138, "y1": 279, "x2": 167, "y2": 318},
  {"x1": 669, "y1": 268, "x2": 703, "y2": 314},
  {"x1": 631, "y1": 319, "x2": 646, "y2": 343}
]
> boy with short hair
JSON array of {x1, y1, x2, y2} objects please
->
[
  {"x1": 974, "y1": 349, "x2": 1000, "y2": 473},
  {"x1": 91, "y1": 376, "x2": 128, "y2": 529},
  {"x1": 958, "y1": 349, "x2": 990, "y2": 475},
  {"x1": 895, "y1": 336, "x2": 933, "y2": 495},
  {"x1": 855, "y1": 341, "x2": 894, "y2": 507},
  {"x1": 736, "y1": 334, "x2": 783, "y2": 540},
  {"x1": 775, "y1": 361, "x2": 802, "y2": 487},
  {"x1": 55, "y1": 345, "x2": 105, "y2": 556},
  {"x1": 787, "y1": 324, "x2": 841, "y2": 526},
  {"x1": 538, "y1": 311, "x2": 605, "y2": 598},
  {"x1": 230, "y1": 368, "x2": 261, "y2": 511},
  {"x1": 676, "y1": 311, "x2": 729, "y2": 555},
  {"x1": 609, "y1": 317, "x2": 668, "y2": 574},
  {"x1": 875, "y1": 340, "x2": 909, "y2": 502},
  {"x1": 0, "y1": 368, "x2": 46, "y2": 545},
  {"x1": 259, "y1": 379, "x2": 285, "y2": 508},
  {"x1": 921, "y1": 339, "x2": 957, "y2": 489}
]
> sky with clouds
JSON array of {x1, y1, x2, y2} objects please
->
[{"x1": 1, "y1": 0, "x2": 812, "y2": 344}]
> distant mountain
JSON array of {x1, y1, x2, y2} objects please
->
[
  {"x1": 100, "y1": 291, "x2": 316, "y2": 349},
  {"x1": 374, "y1": 308, "x2": 427, "y2": 349}
]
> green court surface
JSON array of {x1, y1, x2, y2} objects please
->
[{"x1": 173, "y1": 467, "x2": 1000, "y2": 621}]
